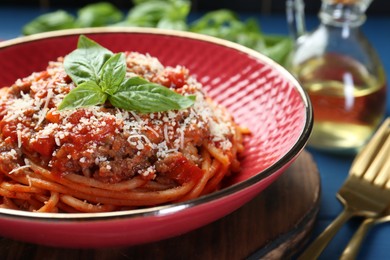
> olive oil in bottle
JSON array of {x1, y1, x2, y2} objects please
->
[
  {"x1": 288, "y1": 0, "x2": 387, "y2": 154},
  {"x1": 294, "y1": 53, "x2": 386, "y2": 153}
]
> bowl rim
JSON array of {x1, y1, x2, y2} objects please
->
[{"x1": 0, "y1": 27, "x2": 313, "y2": 221}]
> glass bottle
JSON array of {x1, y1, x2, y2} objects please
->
[{"x1": 287, "y1": 0, "x2": 387, "y2": 154}]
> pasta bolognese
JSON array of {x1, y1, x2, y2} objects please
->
[{"x1": 0, "y1": 37, "x2": 248, "y2": 213}]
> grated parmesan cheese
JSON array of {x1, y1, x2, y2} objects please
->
[
  {"x1": 35, "y1": 88, "x2": 53, "y2": 129},
  {"x1": 0, "y1": 51, "x2": 239, "y2": 183},
  {"x1": 8, "y1": 165, "x2": 31, "y2": 174}
]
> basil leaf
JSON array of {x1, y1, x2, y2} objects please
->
[
  {"x1": 76, "y1": 2, "x2": 124, "y2": 27},
  {"x1": 118, "y1": 76, "x2": 149, "y2": 86},
  {"x1": 58, "y1": 81, "x2": 107, "y2": 110},
  {"x1": 22, "y1": 10, "x2": 76, "y2": 36},
  {"x1": 59, "y1": 36, "x2": 195, "y2": 113},
  {"x1": 64, "y1": 35, "x2": 113, "y2": 85},
  {"x1": 100, "y1": 53, "x2": 126, "y2": 94},
  {"x1": 108, "y1": 78, "x2": 195, "y2": 113}
]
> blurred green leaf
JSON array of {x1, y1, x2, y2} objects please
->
[
  {"x1": 190, "y1": 10, "x2": 238, "y2": 31},
  {"x1": 132, "y1": 0, "x2": 153, "y2": 4},
  {"x1": 124, "y1": 0, "x2": 190, "y2": 28},
  {"x1": 190, "y1": 10, "x2": 266, "y2": 54},
  {"x1": 22, "y1": 10, "x2": 76, "y2": 35},
  {"x1": 21, "y1": 1, "x2": 293, "y2": 67},
  {"x1": 189, "y1": 9, "x2": 292, "y2": 66},
  {"x1": 157, "y1": 19, "x2": 188, "y2": 30},
  {"x1": 76, "y1": 2, "x2": 123, "y2": 27},
  {"x1": 262, "y1": 36, "x2": 293, "y2": 66}
]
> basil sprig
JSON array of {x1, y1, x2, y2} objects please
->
[{"x1": 58, "y1": 35, "x2": 195, "y2": 112}]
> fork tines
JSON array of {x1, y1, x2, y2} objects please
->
[{"x1": 350, "y1": 118, "x2": 390, "y2": 188}]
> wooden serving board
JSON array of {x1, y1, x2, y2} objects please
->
[{"x1": 0, "y1": 150, "x2": 321, "y2": 259}]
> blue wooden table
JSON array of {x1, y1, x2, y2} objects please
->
[{"x1": 0, "y1": 6, "x2": 389, "y2": 260}]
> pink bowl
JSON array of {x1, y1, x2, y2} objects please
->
[{"x1": 0, "y1": 28, "x2": 312, "y2": 248}]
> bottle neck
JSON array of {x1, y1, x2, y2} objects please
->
[{"x1": 319, "y1": 2, "x2": 366, "y2": 27}]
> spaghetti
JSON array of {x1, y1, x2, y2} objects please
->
[{"x1": 0, "y1": 51, "x2": 248, "y2": 213}]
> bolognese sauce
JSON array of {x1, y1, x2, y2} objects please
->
[{"x1": 0, "y1": 51, "x2": 246, "y2": 213}]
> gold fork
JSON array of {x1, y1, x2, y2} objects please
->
[
  {"x1": 340, "y1": 208, "x2": 390, "y2": 260},
  {"x1": 298, "y1": 118, "x2": 390, "y2": 260}
]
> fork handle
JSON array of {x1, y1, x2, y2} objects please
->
[
  {"x1": 339, "y1": 218, "x2": 376, "y2": 260},
  {"x1": 298, "y1": 208, "x2": 354, "y2": 260}
]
